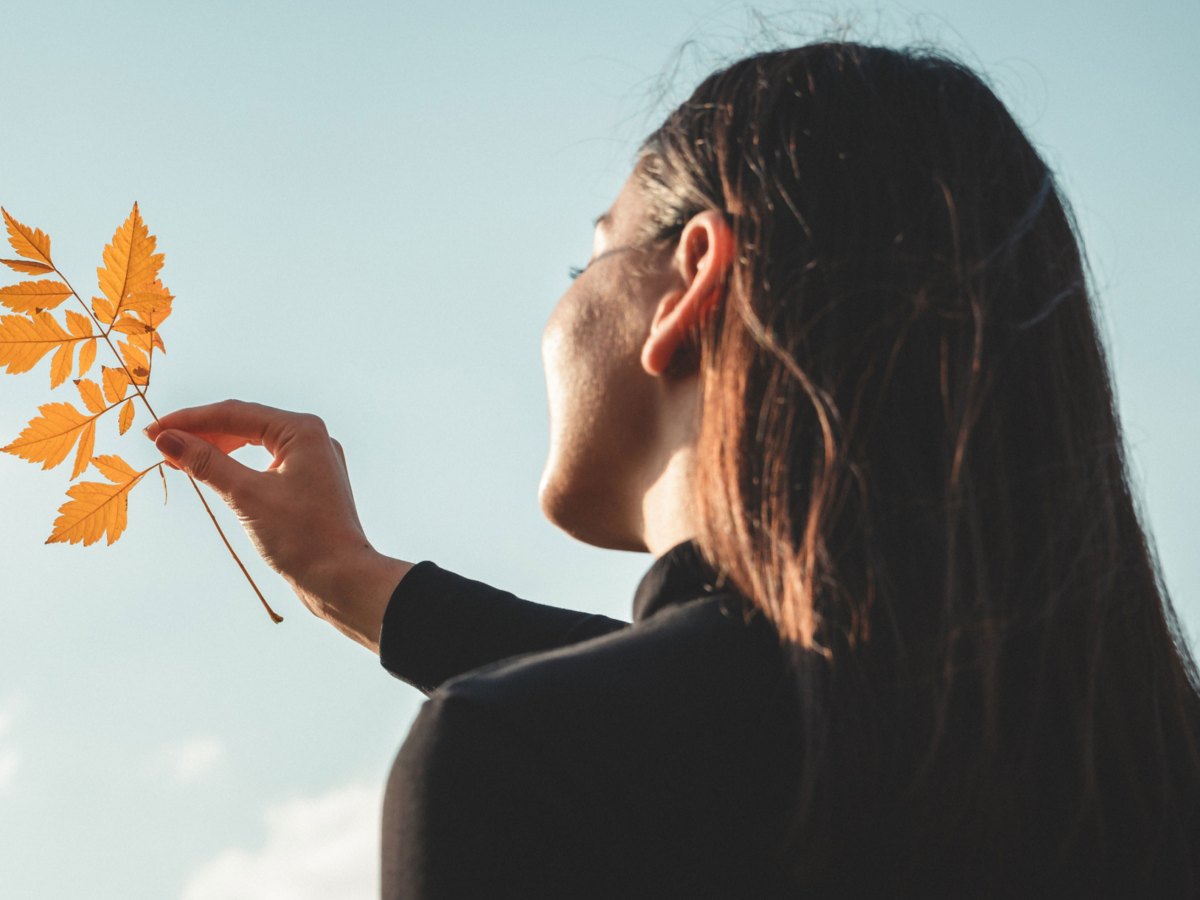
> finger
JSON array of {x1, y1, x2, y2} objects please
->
[
  {"x1": 195, "y1": 433, "x2": 255, "y2": 454},
  {"x1": 145, "y1": 399, "x2": 323, "y2": 455},
  {"x1": 142, "y1": 426, "x2": 254, "y2": 457},
  {"x1": 154, "y1": 429, "x2": 256, "y2": 496},
  {"x1": 145, "y1": 399, "x2": 281, "y2": 441}
]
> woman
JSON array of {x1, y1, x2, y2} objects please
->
[{"x1": 146, "y1": 42, "x2": 1200, "y2": 897}]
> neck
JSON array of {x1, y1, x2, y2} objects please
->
[
  {"x1": 639, "y1": 375, "x2": 700, "y2": 557},
  {"x1": 641, "y1": 446, "x2": 698, "y2": 557}
]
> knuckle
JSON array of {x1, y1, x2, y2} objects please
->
[
  {"x1": 298, "y1": 413, "x2": 327, "y2": 434},
  {"x1": 190, "y1": 443, "x2": 213, "y2": 481},
  {"x1": 217, "y1": 398, "x2": 242, "y2": 419}
]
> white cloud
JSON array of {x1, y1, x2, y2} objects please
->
[
  {"x1": 181, "y1": 781, "x2": 382, "y2": 900},
  {"x1": 0, "y1": 694, "x2": 22, "y2": 792},
  {"x1": 166, "y1": 736, "x2": 227, "y2": 784}
]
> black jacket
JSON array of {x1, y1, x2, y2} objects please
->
[
  {"x1": 376, "y1": 540, "x2": 1200, "y2": 898},
  {"x1": 378, "y1": 539, "x2": 804, "y2": 898}
]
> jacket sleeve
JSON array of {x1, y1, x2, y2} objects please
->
[
  {"x1": 378, "y1": 560, "x2": 629, "y2": 695},
  {"x1": 380, "y1": 692, "x2": 590, "y2": 899}
]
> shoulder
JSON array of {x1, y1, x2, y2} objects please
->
[
  {"x1": 439, "y1": 591, "x2": 788, "y2": 724},
  {"x1": 410, "y1": 590, "x2": 800, "y2": 818},
  {"x1": 384, "y1": 593, "x2": 803, "y2": 895}
]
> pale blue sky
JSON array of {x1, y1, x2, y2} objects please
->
[{"x1": 1, "y1": 2, "x2": 1197, "y2": 897}]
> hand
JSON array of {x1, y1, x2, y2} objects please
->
[{"x1": 144, "y1": 399, "x2": 412, "y2": 652}]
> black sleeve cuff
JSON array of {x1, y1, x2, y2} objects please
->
[{"x1": 379, "y1": 560, "x2": 629, "y2": 695}]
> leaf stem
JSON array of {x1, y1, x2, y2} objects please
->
[
  {"x1": 55, "y1": 268, "x2": 283, "y2": 624},
  {"x1": 183, "y1": 470, "x2": 284, "y2": 623}
]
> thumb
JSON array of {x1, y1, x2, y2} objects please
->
[{"x1": 154, "y1": 429, "x2": 251, "y2": 496}]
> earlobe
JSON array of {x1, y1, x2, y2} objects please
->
[
  {"x1": 641, "y1": 303, "x2": 688, "y2": 376},
  {"x1": 640, "y1": 211, "x2": 732, "y2": 378}
]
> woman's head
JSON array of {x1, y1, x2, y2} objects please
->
[{"x1": 546, "y1": 40, "x2": 1200, "y2": 888}]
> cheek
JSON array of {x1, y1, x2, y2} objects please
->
[
  {"x1": 539, "y1": 315, "x2": 575, "y2": 430},
  {"x1": 542, "y1": 289, "x2": 608, "y2": 397},
  {"x1": 541, "y1": 300, "x2": 601, "y2": 446},
  {"x1": 541, "y1": 287, "x2": 647, "y2": 450}
]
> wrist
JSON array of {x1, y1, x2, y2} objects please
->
[{"x1": 293, "y1": 546, "x2": 415, "y2": 654}]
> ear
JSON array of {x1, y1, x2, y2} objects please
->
[{"x1": 641, "y1": 210, "x2": 733, "y2": 377}]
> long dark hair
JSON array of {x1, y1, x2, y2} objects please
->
[{"x1": 636, "y1": 42, "x2": 1200, "y2": 894}]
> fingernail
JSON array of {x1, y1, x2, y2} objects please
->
[{"x1": 155, "y1": 432, "x2": 185, "y2": 460}]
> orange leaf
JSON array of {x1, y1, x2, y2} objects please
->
[
  {"x1": 97, "y1": 203, "x2": 163, "y2": 320},
  {"x1": 2, "y1": 208, "x2": 53, "y2": 267},
  {"x1": 120, "y1": 338, "x2": 149, "y2": 373},
  {"x1": 92, "y1": 453, "x2": 138, "y2": 483},
  {"x1": 118, "y1": 399, "x2": 134, "y2": 435},
  {"x1": 0, "y1": 311, "x2": 88, "y2": 378},
  {"x1": 77, "y1": 337, "x2": 97, "y2": 377},
  {"x1": 2, "y1": 204, "x2": 195, "y2": 592},
  {"x1": 101, "y1": 365, "x2": 129, "y2": 404},
  {"x1": 75, "y1": 378, "x2": 106, "y2": 414},
  {"x1": 64, "y1": 310, "x2": 92, "y2": 337},
  {"x1": 129, "y1": 329, "x2": 166, "y2": 353},
  {"x1": 0, "y1": 280, "x2": 72, "y2": 314},
  {"x1": 46, "y1": 472, "x2": 146, "y2": 546},
  {"x1": 1, "y1": 258, "x2": 54, "y2": 276},
  {"x1": 49, "y1": 341, "x2": 74, "y2": 389},
  {"x1": 71, "y1": 419, "x2": 95, "y2": 479},
  {"x1": 125, "y1": 281, "x2": 173, "y2": 324},
  {"x1": 92, "y1": 295, "x2": 115, "y2": 325},
  {"x1": 111, "y1": 315, "x2": 150, "y2": 335},
  {"x1": 1, "y1": 401, "x2": 90, "y2": 470}
]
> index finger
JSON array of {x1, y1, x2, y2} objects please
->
[{"x1": 143, "y1": 399, "x2": 320, "y2": 455}]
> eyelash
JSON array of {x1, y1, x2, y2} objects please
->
[{"x1": 568, "y1": 265, "x2": 585, "y2": 280}]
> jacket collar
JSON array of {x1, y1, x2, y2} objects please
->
[{"x1": 632, "y1": 538, "x2": 731, "y2": 622}]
